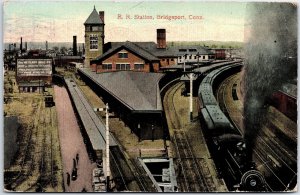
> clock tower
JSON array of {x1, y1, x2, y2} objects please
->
[{"x1": 84, "y1": 6, "x2": 105, "y2": 67}]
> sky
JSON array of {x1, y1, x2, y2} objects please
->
[{"x1": 3, "y1": 1, "x2": 249, "y2": 43}]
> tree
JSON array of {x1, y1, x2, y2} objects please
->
[
  {"x1": 60, "y1": 46, "x2": 67, "y2": 54},
  {"x1": 52, "y1": 46, "x2": 59, "y2": 52}
]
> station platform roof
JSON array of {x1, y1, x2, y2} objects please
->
[
  {"x1": 65, "y1": 78, "x2": 116, "y2": 150},
  {"x1": 160, "y1": 64, "x2": 193, "y2": 70},
  {"x1": 79, "y1": 68, "x2": 164, "y2": 112},
  {"x1": 193, "y1": 60, "x2": 242, "y2": 73}
]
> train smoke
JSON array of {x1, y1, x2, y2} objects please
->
[{"x1": 242, "y1": 3, "x2": 297, "y2": 161}]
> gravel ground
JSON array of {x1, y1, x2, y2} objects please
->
[{"x1": 54, "y1": 85, "x2": 96, "y2": 192}]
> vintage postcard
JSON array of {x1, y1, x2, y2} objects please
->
[{"x1": 3, "y1": 1, "x2": 297, "y2": 192}]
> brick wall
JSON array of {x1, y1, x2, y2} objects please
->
[
  {"x1": 159, "y1": 57, "x2": 176, "y2": 67},
  {"x1": 94, "y1": 49, "x2": 154, "y2": 73}
]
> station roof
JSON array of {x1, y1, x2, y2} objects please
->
[
  {"x1": 65, "y1": 79, "x2": 116, "y2": 150},
  {"x1": 160, "y1": 64, "x2": 193, "y2": 70},
  {"x1": 93, "y1": 41, "x2": 159, "y2": 62},
  {"x1": 79, "y1": 68, "x2": 164, "y2": 112},
  {"x1": 194, "y1": 60, "x2": 242, "y2": 73},
  {"x1": 103, "y1": 42, "x2": 214, "y2": 58}
]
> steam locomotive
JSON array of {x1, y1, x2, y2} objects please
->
[{"x1": 198, "y1": 65, "x2": 267, "y2": 191}]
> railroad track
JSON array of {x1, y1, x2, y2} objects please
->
[
  {"x1": 163, "y1": 82, "x2": 184, "y2": 129},
  {"x1": 109, "y1": 147, "x2": 129, "y2": 191},
  {"x1": 69, "y1": 81, "x2": 152, "y2": 192},
  {"x1": 173, "y1": 130, "x2": 215, "y2": 192},
  {"x1": 128, "y1": 158, "x2": 158, "y2": 192},
  {"x1": 70, "y1": 83, "x2": 128, "y2": 190},
  {"x1": 216, "y1": 73, "x2": 297, "y2": 191}
]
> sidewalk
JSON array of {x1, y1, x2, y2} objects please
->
[{"x1": 54, "y1": 85, "x2": 96, "y2": 192}]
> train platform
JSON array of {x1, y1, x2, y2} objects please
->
[
  {"x1": 71, "y1": 74, "x2": 168, "y2": 158},
  {"x1": 193, "y1": 59, "x2": 242, "y2": 73},
  {"x1": 65, "y1": 78, "x2": 117, "y2": 157}
]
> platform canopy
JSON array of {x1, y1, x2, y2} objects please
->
[{"x1": 79, "y1": 68, "x2": 164, "y2": 112}]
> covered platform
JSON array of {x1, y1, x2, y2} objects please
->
[
  {"x1": 194, "y1": 60, "x2": 242, "y2": 74},
  {"x1": 78, "y1": 68, "x2": 168, "y2": 141},
  {"x1": 160, "y1": 64, "x2": 194, "y2": 71},
  {"x1": 65, "y1": 78, "x2": 117, "y2": 161}
]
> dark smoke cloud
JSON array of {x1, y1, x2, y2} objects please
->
[{"x1": 242, "y1": 3, "x2": 297, "y2": 161}]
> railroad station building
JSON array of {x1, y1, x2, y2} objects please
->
[
  {"x1": 83, "y1": 8, "x2": 214, "y2": 73},
  {"x1": 78, "y1": 68, "x2": 167, "y2": 140},
  {"x1": 90, "y1": 30, "x2": 215, "y2": 73},
  {"x1": 80, "y1": 7, "x2": 216, "y2": 140}
]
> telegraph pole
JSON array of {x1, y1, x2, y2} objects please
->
[
  {"x1": 94, "y1": 104, "x2": 110, "y2": 191},
  {"x1": 105, "y1": 103, "x2": 110, "y2": 191}
]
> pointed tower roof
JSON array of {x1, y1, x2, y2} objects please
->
[{"x1": 84, "y1": 6, "x2": 103, "y2": 25}]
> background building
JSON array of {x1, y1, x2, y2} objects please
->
[{"x1": 16, "y1": 57, "x2": 53, "y2": 92}]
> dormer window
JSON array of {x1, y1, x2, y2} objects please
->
[{"x1": 118, "y1": 52, "x2": 128, "y2": 58}]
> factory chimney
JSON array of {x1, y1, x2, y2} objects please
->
[
  {"x1": 73, "y1": 36, "x2": 78, "y2": 56},
  {"x1": 99, "y1": 11, "x2": 105, "y2": 50},
  {"x1": 46, "y1": 41, "x2": 48, "y2": 51},
  {"x1": 25, "y1": 42, "x2": 28, "y2": 51},
  {"x1": 82, "y1": 43, "x2": 85, "y2": 55},
  {"x1": 157, "y1": 29, "x2": 166, "y2": 49},
  {"x1": 20, "y1": 37, "x2": 23, "y2": 51}
]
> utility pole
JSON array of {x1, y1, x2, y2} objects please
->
[
  {"x1": 105, "y1": 103, "x2": 110, "y2": 191},
  {"x1": 189, "y1": 73, "x2": 193, "y2": 122},
  {"x1": 94, "y1": 104, "x2": 110, "y2": 191},
  {"x1": 181, "y1": 54, "x2": 188, "y2": 72},
  {"x1": 197, "y1": 52, "x2": 200, "y2": 68}
]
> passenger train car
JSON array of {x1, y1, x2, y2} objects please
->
[{"x1": 198, "y1": 64, "x2": 266, "y2": 191}]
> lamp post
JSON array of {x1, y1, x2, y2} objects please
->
[{"x1": 94, "y1": 103, "x2": 110, "y2": 191}]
